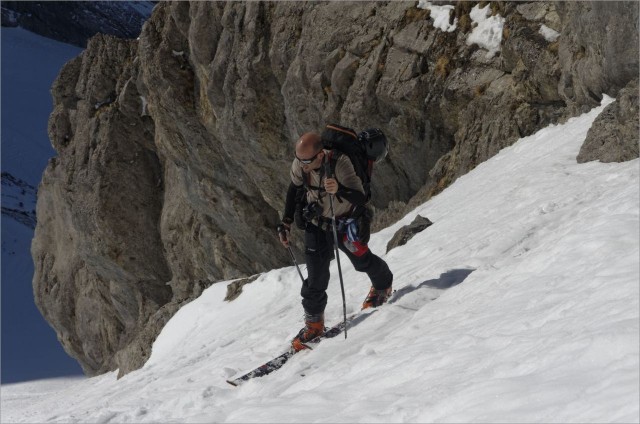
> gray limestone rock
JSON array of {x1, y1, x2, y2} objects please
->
[
  {"x1": 386, "y1": 215, "x2": 433, "y2": 253},
  {"x1": 33, "y1": 1, "x2": 640, "y2": 378},
  {"x1": 556, "y1": 1, "x2": 639, "y2": 114},
  {"x1": 577, "y1": 79, "x2": 640, "y2": 164},
  {"x1": 34, "y1": 35, "x2": 172, "y2": 375},
  {"x1": 224, "y1": 275, "x2": 261, "y2": 302}
]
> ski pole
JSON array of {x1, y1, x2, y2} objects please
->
[
  {"x1": 278, "y1": 223, "x2": 307, "y2": 285},
  {"x1": 324, "y1": 159, "x2": 348, "y2": 339},
  {"x1": 287, "y1": 245, "x2": 306, "y2": 285}
]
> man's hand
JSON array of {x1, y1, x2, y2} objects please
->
[
  {"x1": 324, "y1": 177, "x2": 339, "y2": 195},
  {"x1": 277, "y1": 220, "x2": 292, "y2": 248}
]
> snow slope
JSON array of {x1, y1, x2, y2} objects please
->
[
  {"x1": 1, "y1": 27, "x2": 84, "y2": 383},
  {"x1": 1, "y1": 97, "x2": 638, "y2": 422}
]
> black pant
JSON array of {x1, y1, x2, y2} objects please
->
[{"x1": 301, "y1": 224, "x2": 393, "y2": 315}]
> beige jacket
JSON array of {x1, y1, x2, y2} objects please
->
[{"x1": 290, "y1": 151, "x2": 364, "y2": 220}]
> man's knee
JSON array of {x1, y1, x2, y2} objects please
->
[{"x1": 350, "y1": 250, "x2": 376, "y2": 271}]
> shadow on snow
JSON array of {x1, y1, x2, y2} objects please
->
[{"x1": 390, "y1": 268, "x2": 475, "y2": 305}]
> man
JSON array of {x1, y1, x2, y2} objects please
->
[{"x1": 278, "y1": 132, "x2": 393, "y2": 351}]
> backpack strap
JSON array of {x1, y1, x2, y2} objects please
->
[
  {"x1": 326, "y1": 150, "x2": 344, "y2": 204},
  {"x1": 364, "y1": 159, "x2": 374, "y2": 202},
  {"x1": 326, "y1": 150, "x2": 339, "y2": 175},
  {"x1": 301, "y1": 154, "x2": 330, "y2": 204},
  {"x1": 325, "y1": 124, "x2": 358, "y2": 140},
  {"x1": 300, "y1": 150, "x2": 348, "y2": 206},
  {"x1": 301, "y1": 170, "x2": 324, "y2": 192}
]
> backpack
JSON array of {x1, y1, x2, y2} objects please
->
[
  {"x1": 296, "y1": 124, "x2": 388, "y2": 239},
  {"x1": 319, "y1": 123, "x2": 388, "y2": 202}
]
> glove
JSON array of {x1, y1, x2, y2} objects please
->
[{"x1": 277, "y1": 218, "x2": 292, "y2": 247}]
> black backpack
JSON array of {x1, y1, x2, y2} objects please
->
[{"x1": 320, "y1": 123, "x2": 388, "y2": 202}]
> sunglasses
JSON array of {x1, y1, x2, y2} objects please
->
[{"x1": 296, "y1": 150, "x2": 322, "y2": 165}]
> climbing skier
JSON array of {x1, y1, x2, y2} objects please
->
[{"x1": 278, "y1": 131, "x2": 393, "y2": 351}]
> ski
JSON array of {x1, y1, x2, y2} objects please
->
[
  {"x1": 226, "y1": 315, "x2": 358, "y2": 387},
  {"x1": 225, "y1": 293, "x2": 394, "y2": 387}
]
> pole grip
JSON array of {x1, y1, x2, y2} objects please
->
[{"x1": 324, "y1": 154, "x2": 333, "y2": 178}]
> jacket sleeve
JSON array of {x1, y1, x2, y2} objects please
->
[
  {"x1": 282, "y1": 159, "x2": 305, "y2": 222},
  {"x1": 283, "y1": 181, "x2": 302, "y2": 222},
  {"x1": 336, "y1": 182, "x2": 366, "y2": 206},
  {"x1": 334, "y1": 155, "x2": 366, "y2": 206}
]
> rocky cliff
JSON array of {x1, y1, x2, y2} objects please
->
[{"x1": 33, "y1": 1, "x2": 639, "y2": 377}]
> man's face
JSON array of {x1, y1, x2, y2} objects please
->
[{"x1": 297, "y1": 149, "x2": 325, "y2": 172}]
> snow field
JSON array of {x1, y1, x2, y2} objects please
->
[{"x1": 1, "y1": 97, "x2": 638, "y2": 422}]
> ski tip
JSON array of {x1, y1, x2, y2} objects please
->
[{"x1": 226, "y1": 379, "x2": 239, "y2": 387}]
